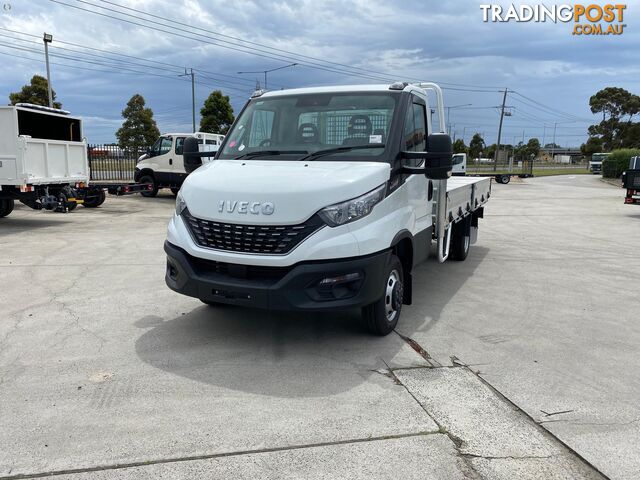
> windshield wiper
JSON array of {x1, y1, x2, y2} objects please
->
[
  {"x1": 234, "y1": 149, "x2": 308, "y2": 160},
  {"x1": 298, "y1": 144, "x2": 385, "y2": 162}
]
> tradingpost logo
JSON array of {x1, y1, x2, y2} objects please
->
[{"x1": 480, "y1": 3, "x2": 627, "y2": 35}]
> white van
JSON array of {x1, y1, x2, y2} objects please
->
[{"x1": 134, "y1": 132, "x2": 224, "y2": 196}]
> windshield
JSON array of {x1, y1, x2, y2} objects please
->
[
  {"x1": 591, "y1": 153, "x2": 610, "y2": 161},
  {"x1": 218, "y1": 92, "x2": 399, "y2": 161}
]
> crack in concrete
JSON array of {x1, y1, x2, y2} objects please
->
[
  {"x1": 394, "y1": 331, "x2": 442, "y2": 367},
  {"x1": 0, "y1": 431, "x2": 441, "y2": 480},
  {"x1": 393, "y1": 334, "x2": 610, "y2": 480},
  {"x1": 461, "y1": 453, "x2": 560, "y2": 461}
]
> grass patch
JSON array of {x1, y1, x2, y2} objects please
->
[{"x1": 532, "y1": 168, "x2": 591, "y2": 177}]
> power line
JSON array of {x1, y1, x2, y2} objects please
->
[{"x1": 0, "y1": 27, "x2": 258, "y2": 92}]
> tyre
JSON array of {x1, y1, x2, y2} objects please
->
[
  {"x1": 83, "y1": 189, "x2": 106, "y2": 208},
  {"x1": 60, "y1": 186, "x2": 78, "y2": 211},
  {"x1": 362, "y1": 255, "x2": 404, "y2": 336},
  {"x1": 139, "y1": 175, "x2": 158, "y2": 197},
  {"x1": 501, "y1": 175, "x2": 511, "y2": 184},
  {"x1": 0, "y1": 199, "x2": 14, "y2": 218},
  {"x1": 170, "y1": 187, "x2": 180, "y2": 196},
  {"x1": 450, "y1": 217, "x2": 471, "y2": 261}
]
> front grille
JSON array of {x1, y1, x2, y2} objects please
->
[{"x1": 182, "y1": 209, "x2": 325, "y2": 254}]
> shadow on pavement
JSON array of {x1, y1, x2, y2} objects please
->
[{"x1": 134, "y1": 246, "x2": 489, "y2": 397}]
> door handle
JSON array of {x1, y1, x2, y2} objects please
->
[{"x1": 169, "y1": 158, "x2": 173, "y2": 165}]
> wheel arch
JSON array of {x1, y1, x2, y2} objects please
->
[{"x1": 390, "y1": 230, "x2": 414, "y2": 305}]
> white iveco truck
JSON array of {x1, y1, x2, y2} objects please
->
[{"x1": 164, "y1": 82, "x2": 491, "y2": 335}]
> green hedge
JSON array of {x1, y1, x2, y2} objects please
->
[{"x1": 602, "y1": 149, "x2": 640, "y2": 178}]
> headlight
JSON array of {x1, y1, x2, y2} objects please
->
[
  {"x1": 175, "y1": 191, "x2": 187, "y2": 216},
  {"x1": 318, "y1": 184, "x2": 386, "y2": 227}
]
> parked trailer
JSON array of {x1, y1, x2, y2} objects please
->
[
  {"x1": 455, "y1": 153, "x2": 533, "y2": 184},
  {"x1": 0, "y1": 104, "x2": 150, "y2": 218},
  {"x1": 164, "y1": 82, "x2": 491, "y2": 335},
  {"x1": 622, "y1": 156, "x2": 640, "y2": 205}
]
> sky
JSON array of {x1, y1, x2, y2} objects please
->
[{"x1": 0, "y1": 0, "x2": 638, "y2": 146}]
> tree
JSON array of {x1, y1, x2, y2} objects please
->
[
  {"x1": 9, "y1": 74, "x2": 62, "y2": 109},
  {"x1": 115, "y1": 94, "x2": 160, "y2": 154},
  {"x1": 580, "y1": 136, "x2": 604, "y2": 158},
  {"x1": 484, "y1": 143, "x2": 497, "y2": 160},
  {"x1": 525, "y1": 138, "x2": 540, "y2": 159},
  {"x1": 452, "y1": 139, "x2": 467, "y2": 154},
  {"x1": 200, "y1": 90, "x2": 234, "y2": 134},
  {"x1": 468, "y1": 133, "x2": 485, "y2": 159},
  {"x1": 588, "y1": 87, "x2": 640, "y2": 151}
]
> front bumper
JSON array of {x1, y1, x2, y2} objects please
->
[{"x1": 164, "y1": 241, "x2": 390, "y2": 311}]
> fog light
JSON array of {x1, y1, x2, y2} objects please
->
[
  {"x1": 319, "y1": 272, "x2": 363, "y2": 285},
  {"x1": 167, "y1": 261, "x2": 178, "y2": 279},
  {"x1": 311, "y1": 271, "x2": 365, "y2": 301}
]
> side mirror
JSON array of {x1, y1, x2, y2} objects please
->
[
  {"x1": 183, "y1": 136, "x2": 203, "y2": 174},
  {"x1": 423, "y1": 133, "x2": 452, "y2": 180}
]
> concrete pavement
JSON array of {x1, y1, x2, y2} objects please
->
[{"x1": 0, "y1": 175, "x2": 632, "y2": 478}]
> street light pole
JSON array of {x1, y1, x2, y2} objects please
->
[
  {"x1": 43, "y1": 33, "x2": 53, "y2": 108},
  {"x1": 237, "y1": 63, "x2": 298, "y2": 90}
]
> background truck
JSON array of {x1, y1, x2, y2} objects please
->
[
  {"x1": 0, "y1": 103, "x2": 150, "y2": 218},
  {"x1": 164, "y1": 82, "x2": 491, "y2": 335},
  {"x1": 134, "y1": 131, "x2": 224, "y2": 196},
  {"x1": 589, "y1": 152, "x2": 610, "y2": 174}
]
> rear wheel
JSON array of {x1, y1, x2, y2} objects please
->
[
  {"x1": 450, "y1": 217, "x2": 471, "y2": 261},
  {"x1": 139, "y1": 175, "x2": 158, "y2": 197},
  {"x1": 0, "y1": 199, "x2": 14, "y2": 218},
  {"x1": 83, "y1": 189, "x2": 106, "y2": 208},
  {"x1": 60, "y1": 186, "x2": 78, "y2": 211},
  {"x1": 362, "y1": 255, "x2": 403, "y2": 336}
]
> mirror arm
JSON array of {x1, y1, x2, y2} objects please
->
[{"x1": 401, "y1": 165, "x2": 426, "y2": 175}]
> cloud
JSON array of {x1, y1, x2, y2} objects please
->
[{"x1": 0, "y1": 0, "x2": 637, "y2": 144}]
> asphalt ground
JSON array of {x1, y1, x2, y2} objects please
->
[{"x1": 0, "y1": 174, "x2": 635, "y2": 479}]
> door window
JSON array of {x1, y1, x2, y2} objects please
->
[
  {"x1": 175, "y1": 137, "x2": 186, "y2": 155},
  {"x1": 158, "y1": 137, "x2": 172, "y2": 155},
  {"x1": 403, "y1": 100, "x2": 427, "y2": 166}
]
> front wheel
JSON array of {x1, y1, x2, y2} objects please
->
[
  {"x1": 0, "y1": 199, "x2": 14, "y2": 218},
  {"x1": 139, "y1": 175, "x2": 158, "y2": 197},
  {"x1": 362, "y1": 255, "x2": 404, "y2": 336}
]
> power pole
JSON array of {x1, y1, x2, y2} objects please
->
[
  {"x1": 180, "y1": 68, "x2": 196, "y2": 133},
  {"x1": 43, "y1": 33, "x2": 53, "y2": 108},
  {"x1": 494, "y1": 88, "x2": 508, "y2": 171}
]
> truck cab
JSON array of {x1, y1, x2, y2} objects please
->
[
  {"x1": 164, "y1": 83, "x2": 490, "y2": 335},
  {"x1": 134, "y1": 132, "x2": 224, "y2": 196},
  {"x1": 452, "y1": 153, "x2": 467, "y2": 175},
  {"x1": 589, "y1": 152, "x2": 610, "y2": 174}
]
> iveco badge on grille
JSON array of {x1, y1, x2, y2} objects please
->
[{"x1": 218, "y1": 200, "x2": 275, "y2": 215}]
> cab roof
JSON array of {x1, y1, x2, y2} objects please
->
[{"x1": 257, "y1": 83, "x2": 428, "y2": 98}]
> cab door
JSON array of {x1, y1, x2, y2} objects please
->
[
  {"x1": 401, "y1": 94, "x2": 431, "y2": 227},
  {"x1": 151, "y1": 136, "x2": 173, "y2": 186},
  {"x1": 173, "y1": 136, "x2": 188, "y2": 185}
]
